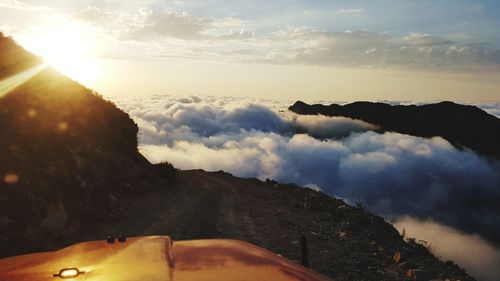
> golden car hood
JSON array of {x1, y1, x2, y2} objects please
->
[{"x1": 0, "y1": 236, "x2": 332, "y2": 281}]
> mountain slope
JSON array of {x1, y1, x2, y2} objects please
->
[
  {"x1": 0, "y1": 33, "x2": 164, "y2": 256},
  {"x1": 289, "y1": 101, "x2": 500, "y2": 160},
  {"x1": 0, "y1": 33, "x2": 474, "y2": 280}
]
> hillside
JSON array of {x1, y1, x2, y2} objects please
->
[
  {"x1": 0, "y1": 33, "x2": 163, "y2": 256},
  {"x1": 289, "y1": 101, "x2": 500, "y2": 160},
  {"x1": 0, "y1": 33, "x2": 474, "y2": 280}
]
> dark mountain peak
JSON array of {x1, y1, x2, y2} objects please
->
[
  {"x1": 292, "y1": 100, "x2": 308, "y2": 107},
  {"x1": 436, "y1": 100, "x2": 457, "y2": 106},
  {"x1": 290, "y1": 100, "x2": 341, "y2": 115},
  {"x1": 289, "y1": 100, "x2": 310, "y2": 113},
  {"x1": 344, "y1": 101, "x2": 388, "y2": 106},
  {"x1": 289, "y1": 100, "x2": 500, "y2": 159}
]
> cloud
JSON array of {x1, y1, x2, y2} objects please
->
[
  {"x1": 474, "y1": 102, "x2": 500, "y2": 118},
  {"x1": 123, "y1": 10, "x2": 213, "y2": 40},
  {"x1": 228, "y1": 27, "x2": 500, "y2": 71},
  {"x1": 258, "y1": 29, "x2": 500, "y2": 72},
  {"x1": 394, "y1": 217, "x2": 500, "y2": 281},
  {"x1": 74, "y1": 7, "x2": 255, "y2": 42},
  {"x1": 403, "y1": 32, "x2": 454, "y2": 47},
  {"x1": 73, "y1": 6, "x2": 108, "y2": 22},
  {"x1": 110, "y1": 95, "x2": 500, "y2": 249},
  {"x1": 216, "y1": 29, "x2": 255, "y2": 40},
  {"x1": 336, "y1": 8, "x2": 365, "y2": 15},
  {"x1": 69, "y1": 6, "x2": 500, "y2": 72},
  {"x1": 0, "y1": 0, "x2": 53, "y2": 11},
  {"x1": 117, "y1": 95, "x2": 376, "y2": 145}
]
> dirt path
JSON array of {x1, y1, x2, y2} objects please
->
[
  {"x1": 71, "y1": 169, "x2": 473, "y2": 281},
  {"x1": 83, "y1": 170, "x2": 242, "y2": 241}
]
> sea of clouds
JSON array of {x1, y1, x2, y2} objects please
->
[
  {"x1": 109, "y1": 94, "x2": 500, "y2": 280},
  {"x1": 394, "y1": 217, "x2": 500, "y2": 281}
]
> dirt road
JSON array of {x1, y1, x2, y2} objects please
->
[{"x1": 42, "y1": 169, "x2": 472, "y2": 281}]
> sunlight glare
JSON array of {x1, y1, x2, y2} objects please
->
[
  {"x1": 0, "y1": 63, "x2": 47, "y2": 98},
  {"x1": 16, "y1": 20, "x2": 101, "y2": 86}
]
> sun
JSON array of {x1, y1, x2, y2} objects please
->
[{"x1": 16, "y1": 20, "x2": 101, "y2": 86}]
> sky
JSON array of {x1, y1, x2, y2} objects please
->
[{"x1": 1, "y1": 0, "x2": 500, "y2": 101}]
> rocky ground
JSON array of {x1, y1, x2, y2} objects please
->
[{"x1": 32, "y1": 169, "x2": 472, "y2": 281}]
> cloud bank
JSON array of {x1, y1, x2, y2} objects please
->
[
  {"x1": 110, "y1": 94, "x2": 500, "y2": 279},
  {"x1": 394, "y1": 217, "x2": 500, "y2": 281},
  {"x1": 475, "y1": 102, "x2": 500, "y2": 118},
  {"x1": 69, "y1": 6, "x2": 500, "y2": 72},
  {"x1": 110, "y1": 95, "x2": 500, "y2": 250},
  {"x1": 0, "y1": 0, "x2": 53, "y2": 11}
]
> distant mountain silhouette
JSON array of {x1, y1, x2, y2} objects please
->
[
  {"x1": 289, "y1": 100, "x2": 500, "y2": 160},
  {"x1": 0, "y1": 33, "x2": 475, "y2": 280}
]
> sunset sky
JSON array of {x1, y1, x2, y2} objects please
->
[{"x1": 1, "y1": 0, "x2": 500, "y2": 101}]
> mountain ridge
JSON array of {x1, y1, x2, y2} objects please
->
[{"x1": 289, "y1": 100, "x2": 500, "y2": 160}]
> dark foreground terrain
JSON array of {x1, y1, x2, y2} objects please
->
[{"x1": 0, "y1": 33, "x2": 474, "y2": 280}]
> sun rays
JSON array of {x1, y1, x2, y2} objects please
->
[
  {"x1": 0, "y1": 63, "x2": 47, "y2": 98},
  {"x1": 15, "y1": 19, "x2": 101, "y2": 86}
]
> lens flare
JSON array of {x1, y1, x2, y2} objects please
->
[
  {"x1": 0, "y1": 64, "x2": 47, "y2": 98},
  {"x1": 3, "y1": 173, "x2": 19, "y2": 185}
]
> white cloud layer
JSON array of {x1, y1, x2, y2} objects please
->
[
  {"x1": 394, "y1": 217, "x2": 500, "y2": 281},
  {"x1": 109, "y1": 95, "x2": 500, "y2": 248},
  {"x1": 474, "y1": 102, "x2": 500, "y2": 118},
  {"x1": 107, "y1": 94, "x2": 500, "y2": 280}
]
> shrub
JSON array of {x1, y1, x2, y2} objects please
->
[{"x1": 154, "y1": 161, "x2": 178, "y2": 181}]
